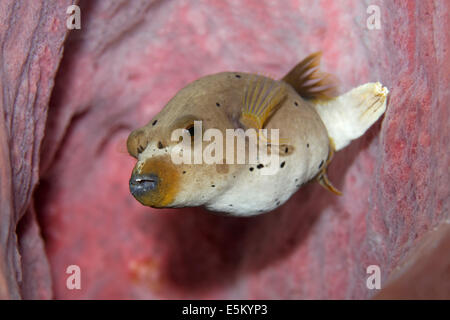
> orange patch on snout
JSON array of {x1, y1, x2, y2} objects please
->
[{"x1": 133, "y1": 156, "x2": 180, "y2": 207}]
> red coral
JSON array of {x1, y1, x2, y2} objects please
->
[{"x1": 1, "y1": 0, "x2": 448, "y2": 299}]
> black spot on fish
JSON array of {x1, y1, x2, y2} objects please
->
[
  {"x1": 276, "y1": 200, "x2": 281, "y2": 206},
  {"x1": 295, "y1": 178, "x2": 298, "y2": 182},
  {"x1": 249, "y1": 167, "x2": 254, "y2": 171},
  {"x1": 257, "y1": 164, "x2": 264, "y2": 169},
  {"x1": 158, "y1": 141, "x2": 164, "y2": 149},
  {"x1": 235, "y1": 74, "x2": 241, "y2": 78},
  {"x1": 216, "y1": 102, "x2": 220, "y2": 107},
  {"x1": 294, "y1": 101, "x2": 298, "y2": 106},
  {"x1": 319, "y1": 160, "x2": 324, "y2": 169},
  {"x1": 152, "y1": 120, "x2": 157, "y2": 126},
  {"x1": 182, "y1": 171, "x2": 186, "y2": 174},
  {"x1": 229, "y1": 204, "x2": 233, "y2": 207},
  {"x1": 307, "y1": 143, "x2": 310, "y2": 148},
  {"x1": 285, "y1": 147, "x2": 289, "y2": 153},
  {"x1": 280, "y1": 161, "x2": 286, "y2": 168},
  {"x1": 211, "y1": 184, "x2": 215, "y2": 187}
]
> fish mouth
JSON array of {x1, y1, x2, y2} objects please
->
[
  {"x1": 129, "y1": 173, "x2": 159, "y2": 198},
  {"x1": 129, "y1": 156, "x2": 181, "y2": 208}
]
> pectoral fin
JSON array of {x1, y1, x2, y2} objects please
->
[{"x1": 240, "y1": 75, "x2": 287, "y2": 130}]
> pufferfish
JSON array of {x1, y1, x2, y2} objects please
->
[{"x1": 127, "y1": 52, "x2": 388, "y2": 217}]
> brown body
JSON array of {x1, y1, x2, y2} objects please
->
[
  {"x1": 127, "y1": 53, "x2": 388, "y2": 216},
  {"x1": 127, "y1": 72, "x2": 329, "y2": 215}
]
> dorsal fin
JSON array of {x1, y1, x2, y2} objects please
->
[
  {"x1": 282, "y1": 52, "x2": 338, "y2": 100},
  {"x1": 240, "y1": 75, "x2": 287, "y2": 129}
]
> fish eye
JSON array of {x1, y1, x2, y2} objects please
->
[
  {"x1": 186, "y1": 124, "x2": 195, "y2": 136},
  {"x1": 171, "y1": 116, "x2": 202, "y2": 142}
]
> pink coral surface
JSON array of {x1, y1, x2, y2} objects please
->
[{"x1": 0, "y1": 0, "x2": 448, "y2": 299}]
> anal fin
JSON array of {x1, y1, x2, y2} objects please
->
[
  {"x1": 318, "y1": 173, "x2": 342, "y2": 196},
  {"x1": 316, "y1": 138, "x2": 342, "y2": 196}
]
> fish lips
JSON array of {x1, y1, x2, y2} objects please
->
[{"x1": 129, "y1": 173, "x2": 159, "y2": 199}]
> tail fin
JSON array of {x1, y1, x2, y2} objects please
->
[
  {"x1": 314, "y1": 82, "x2": 389, "y2": 151},
  {"x1": 282, "y1": 52, "x2": 338, "y2": 100}
]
